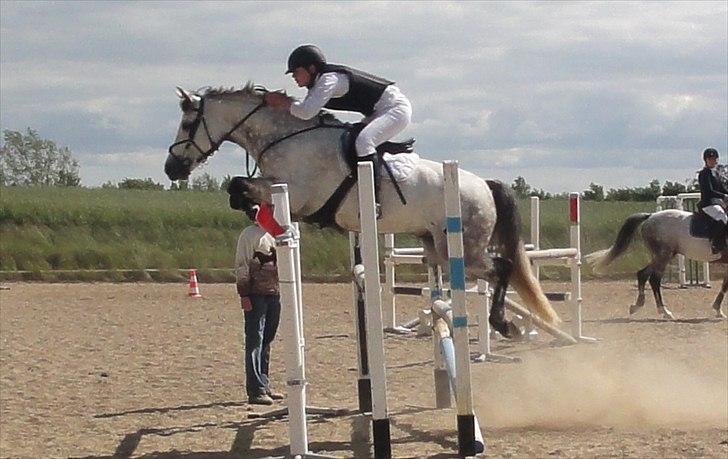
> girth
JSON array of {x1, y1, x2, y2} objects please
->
[{"x1": 302, "y1": 125, "x2": 413, "y2": 227}]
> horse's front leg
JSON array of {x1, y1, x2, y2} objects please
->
[
  {"x1": 648, "y1": 259, "x2": 674, "y2": 320},
  {"x1": 711, "y1": 272, "x2": 728, "y2": 319},
  {"x1": 488, "y1": 256, "x2": 522, "y2": 339}
]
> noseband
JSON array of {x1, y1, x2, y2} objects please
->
[{"x1": 168, "y1": 96, "x2": 266, "y2": 165}]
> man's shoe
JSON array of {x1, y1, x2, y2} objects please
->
[
  {"x1": 267, "y1": 390, "x2": 285, "y2": 400},
  {"x1": 249, "y1": 393, "x2": 274, "y2": 405}
]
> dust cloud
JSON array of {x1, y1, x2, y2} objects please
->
[{"x1": 473, "y1": 346, "x2": 728, "y2": 430}]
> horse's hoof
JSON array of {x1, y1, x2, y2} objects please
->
[
  {"x1": 489, "y1": 317, "x2": 522, "y2": 340},
  {"x1": 506, "y1": 322, "x2": 524, "y2": 340},
  {"x1": 629, "y1": 303, "x2": 642, "y2": 315},
  {"x1": 716, "y1": 309, "x2": 727, "y2": 319},
  {"x1": 660, "y1": 308, "x2": 676, "y2": 320}
]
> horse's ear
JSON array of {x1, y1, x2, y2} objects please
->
[{"x1": 176, "y1": 86, "x2": 192, "y2": 103}]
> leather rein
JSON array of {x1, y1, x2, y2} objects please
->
[{"x1": 168, "y1": 95, "x2": 345, "y2": 178}]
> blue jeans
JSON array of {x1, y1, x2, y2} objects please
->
[{"x1": 244, "y1": 294, "x2": 281, "y2": 397}]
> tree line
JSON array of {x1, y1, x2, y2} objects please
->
[
  {"x1": 510, "y1": 175, "x2": 710, "y2": 202},
  {"x1": 1, "y1": 127, "x2": 719, "y2": 200}
]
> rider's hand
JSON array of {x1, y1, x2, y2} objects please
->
[
  {"x1": 264, "y1": 92, "x2": 291, "y2": 110},
  {"x1": 241, "y1": 296, "x2": 253, "y2": 312}
]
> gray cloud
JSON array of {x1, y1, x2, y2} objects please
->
[{"x1": 1, "y1": 1, "x2": 725, "y2": 190}]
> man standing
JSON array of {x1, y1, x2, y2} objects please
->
[{"x1": 235, "y1": 205, "x2": 284, "y2": 405}]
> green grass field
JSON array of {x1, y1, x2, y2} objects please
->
[{"x1": 0, "y1": 186, "x2": 657, "y2": 282}]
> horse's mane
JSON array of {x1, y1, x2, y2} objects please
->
[
  {"x1": 198, "y1": 81, "x2": 341, "y2": 125},
  {"x1": 199, "y1": 81, "x2": 267, "y2": 98}
]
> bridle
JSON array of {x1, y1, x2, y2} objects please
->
[
  {"x1": 168, "y1": 96, "x2": 266, "y2": 172},
  {"x1": 168, "y1": 91, "x2": 346, "y2": 178}
]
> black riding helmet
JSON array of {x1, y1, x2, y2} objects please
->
[
  {"x1": 286, "y1": 44, "x2": 326, "y2": 74},
  {"x1": 704, "y1": 148, "x2": 719, "y2": 160}
]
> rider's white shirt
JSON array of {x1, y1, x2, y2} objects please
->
[
  {"x1": 290, "y1": 72, "x2": 350, "y2": 120},
  {"x1": 289, "y1": 72, "x2": 407, "y2": 121}
]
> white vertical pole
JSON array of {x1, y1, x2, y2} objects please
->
[
  {"x1": 477, "y1": 279, "x2": 491, "y2": 357},
  {"x1": 430, "y1": 265, "x2": 451, "y2": 408},
  {"x1": 569, "y1": 193, "x2": 582, "y2": 339},
  {"x1": 382, "y1": 234, "x2": 396, "y2": 329},
  {"x1": 676, "y1": 197, "x2": 687, "y2": 287},
  {"x1": 569, "y1": 193, "x2": 597, "y2": 342},
  {"x1": 442, "y1": 161, "x2": 478, "y2": 457},
  {"x1": 349, "y1": 232, "x2": 372, "y2": 413},
  {"x1": 530, "y1": 196, "x2": 540, "y2": 279},
  {"x1": 271, "y1": 184, "x2": 308, "y2": 457},
  {"x1": 357, "y1": 162, "x2": 391, "y2": 458},
  {"x1": 292, "y1": 222, "x2": 305, "y2": 355}
]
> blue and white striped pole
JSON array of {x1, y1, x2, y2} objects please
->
[{"x1": 442, "y1": 161, "x2": 480, "y2": 457}]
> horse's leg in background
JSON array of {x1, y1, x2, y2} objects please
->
[
  {"x1": 710, "y1": 271, "x2": 728, "y2": 319},
  {"x1": 487, "y1": 256, "x2": 522, "y2": 339},
  {"x1": 647, "y1": 254, "x2": 674, "y2": 319},
  {"x1": 630, "y1": 265, "x2": 652, "y2": 315}
]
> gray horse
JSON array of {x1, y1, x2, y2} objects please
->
[
  {"x1": 165, "y1": 83, "x2": 561, "y2": 337},
  {"x1": 587, "y1": 209, "x2": 727, "y2": 319}
]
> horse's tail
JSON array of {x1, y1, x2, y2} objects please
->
[
  {"x1": 486, "y1": 180, "x2": 560, "y2": 325},
  {"x1": 585, "y1": 212, "x2": 651, "y2": 274}
]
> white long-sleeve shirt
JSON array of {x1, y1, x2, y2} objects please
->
[{"x1": 290, "y1": 72, "x2": 350, "y2": 120}]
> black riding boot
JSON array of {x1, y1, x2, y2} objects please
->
[
  {"x1": 710, "y1": 219, "x2": 727, "y2": 254},
  {"x1": 358, "y1": 154, "x2": 382, "y2": 219}
]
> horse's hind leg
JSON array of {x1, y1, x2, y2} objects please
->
[
  {"x1": 487, "y1": 256, "x2": 522, "y2": 339},
  {"x1": 630, "y1": 265, "x2": 651, "y2": 315},
  {"x1": 647, "y1": 256, "x2": 674, "y2": 320},
  {"x1": 711, "y1": 272, "x2": 728, "y2": 319}
]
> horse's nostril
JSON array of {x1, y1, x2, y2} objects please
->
[{"x1": 165, "y1": 154, "x2": 190, "y2": 181}]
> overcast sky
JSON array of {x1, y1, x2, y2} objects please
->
[{"x1": 1, "y1": 1, "x2": 726, "y2": 192}]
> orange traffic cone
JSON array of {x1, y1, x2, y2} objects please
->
[{"x1": 188, "y1": 269, "x2": 202, "y2": 298}]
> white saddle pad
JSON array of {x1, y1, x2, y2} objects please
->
[{"x1": 382, "y1": 153, "x2": 419, "y2": 182}]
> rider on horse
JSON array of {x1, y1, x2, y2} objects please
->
[
  {"x1": 264, "y1": 44, "x2": 413, "y2": 218},
  {"x1": 698, "y1": 148, "x2": 728, "y2": 254}
]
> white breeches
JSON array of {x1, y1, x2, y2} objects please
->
[
  {"x1": 355, "y1": 85, "x2": 412, "y2": 158},
  {"x1": 703, "y1": 205, "x2": 728, "y2": 224}
]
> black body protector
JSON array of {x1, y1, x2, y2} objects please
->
[
  {"x1": 698, "y1": 148, "x2": 728, "y2": 254},
  {"x1": 314, "y1": 64, "x2": 395, "y2": 218}
]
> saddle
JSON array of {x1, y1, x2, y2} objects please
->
[
  {"x1": 689, "y1": 210, "x2": 715, "y2": 239},
  {"x1": 341, "y1": 122, "x2": 415, "y2": 173}
]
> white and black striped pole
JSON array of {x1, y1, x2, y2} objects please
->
[
  {"x1": 357, "y1": 162, "x2": 391, "y2": 458},
  {"x1": 442, "y1": 161, "x2": 480, "y2": 457},
  {"x1": 349, "y1": 232, "x2": 372, "y2": 413}
]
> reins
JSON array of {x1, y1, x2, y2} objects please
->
[
  {"x1": 169, "y1": 93, "x2": 346, "y2": 179},
  {"x1": 248, "y1": 114, "x2": 347, "y2": 177}
]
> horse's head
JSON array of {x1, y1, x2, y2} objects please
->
[
  {"x1": 165, "y1": 84, "x2": 267, "y2": 181},
  {"x1": 166, "y1": 87, "x2": 212, "y2": 180}
]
